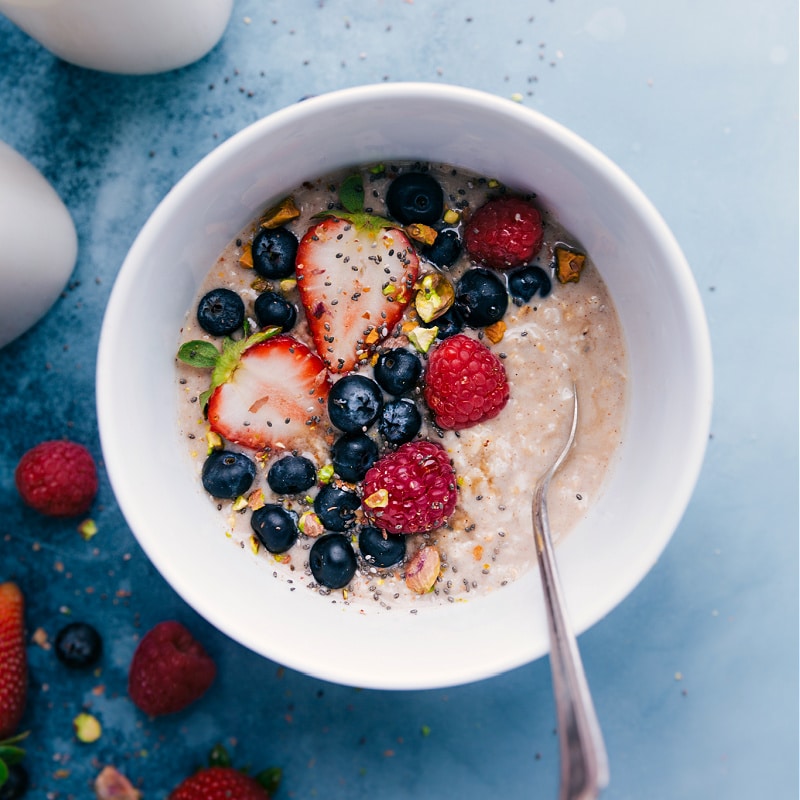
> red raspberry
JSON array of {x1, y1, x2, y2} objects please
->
[
  {"x1": 14, "y1": 440, "x2": 98, "y2": 517},
  {"x1": 464, "y1": 196, "x2": 544, "y2": 269},
  {"x1": 362, "y1": 441, "x2": 457, "y2": 534},
  {"x1": 128, "y1": 621, "x2": 216, "y2": 716},
  {"x1": 424, "y1": 334, "x2": 510, "y2": 430}
]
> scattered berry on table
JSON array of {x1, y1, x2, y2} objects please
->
[
  {"x1": 508, "y1": 264, "x2": 552, "y2": 302},
  {"x1": 424, "y1": 334, "x2": 510, "y2": 430},
  {"x1": 14, "y1": 440, "x2": 97, "y2": 517},
  {"x1": 266, "y1": 455, "x2": 316, "y2": 495},
  {"x1": 422, "y1": 228, "x2": 462, "y2": 269},
  {"x1": 330, "y1": 432, "x2": 379, "y2": 483},
  {"x1": 385, "y1": 171, "x2": 444, "y2": 224},
  {"x1": 201, "y1": 450, "x2": 256, "y2": 499},
  {"x1": 373, "y1": 348, "x2": 422, "y2": 396},
  {"x1": 327, "y1": 374, "x2": 384, "y2": 433},
  {"x1": 254, "y1": 290, "x2": 297, "y2": 332},
  {"x1": 128, "y1": 621, "x2": 216, "y2": 717},
  {"x1": 358, "y1": 525, "x2": 406, "y2": 568},
  {"x1": 361, "y1": 440, "x2": 457, "y2": 534},
  {"x1": 0, "y1": 583, "x2": 27, "y2": 739},
  {"x1": 252, "y1": 227, "x2": 298, "y2": 279},
  {"x1": 168, "y1": 765, "x2": 270, "y2": 800},
  {"x1": 377, "y1": 399, "x2": 422, "y2": 446},
  {"x1": 309, "y1": 533, "x2": 358, "y2": 589},
  {"x1": 455, "y1": 267, "x2": 509, "y2": 327},
  {"x1": 464, "y1": 196, "x2": 544, "y2": 269},
  {"x1": 196, "y1": 288, "x2": 245, "y2": 336},
  {"x1": 0, "y1": 762, "x2": 29, "y2": 800},
  {"x1": 54, "y1": 621, "x2": 102, "y2": 669},
  {"x1": 250, "y1": 505, "x2": 299, "y2": 553},
  {"x1": 313, "y1": 484, "x2": 361, "y2": 531}
]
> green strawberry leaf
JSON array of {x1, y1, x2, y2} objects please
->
[
  {"x1": 0, "y1": 759, "x2": 8, "y2": 787},
  {"x1": 255, "y1": 766, "x2": 282, "y2": 795},
  {"x1": 177, "y1": 340, "x2": 220, "y2": 369},
  {"x1": 339, "y1": 173, "x2": 365, "y2": 213},
  {"x1": 0, "y1": 746, "x2": 24, "y2": 766},
  {"x1": 208, "y1": 328, "x2": 280, "y2": 397}
]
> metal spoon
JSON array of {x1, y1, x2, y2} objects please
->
[{"x1": 532, "y1": 386, "x2": 609, "y2": 800}]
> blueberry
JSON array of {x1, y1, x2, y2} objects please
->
[
  {"x1": 421, "y1": 306, "x2": 465, "y2": 340},
  {"x1": 254, "y1": 290, "x2": 297, "y2": 331},
  {"x1": 309, "y1": 533, "x2": 357, "y2": 589},
  {"x1": 251, "y1": 504, "x2": 299, "y2": 553},
  {"x1": 378, "y1": 399, "x2": 422, "y2": 446},
  {"x1": 252, "y1": 227, "x2": 298, "y2": 279},
  {"x1": 267, "y1": 455, "x2": 316, "y2": 495},
  {"x1": 314, "y1": 484, "x2": 360, "y2": 531},
  {"x1": 196, "y1": 288, "x2": 245, "y2": 336},
  {"x1": 373, "y1": 348, "x2": 422, "y2": 395},
  {"x1": 55, "y1": 621, "x2": 102, "y2": 669},
  {"x1": 508, "y1": 265, "x2": 552, "y2": 302},
  {"x1": 358, "y1": 525, "x2": 406, "y2": 568},
  {"x1": 0, "y1": 763, "x2": 29, "y2": 800},
  {"x1": 423, "y1": 229, "x2": 462, "y2": 269},
  {"x1": 328, "y1": 375, "x2": 383, "y2": 433},
  {"x1": 201, "y1": 450, "x2": 256, "y2": 498},
  {"x1": 386, "y1": 172, "x2": 444, "y2": 224},
  {"x1": 455, "y1": 267, "x2": 509, "y2": 327},
  {"x1": 331, "y1": 433, "x2": 379, "y2": 482}
]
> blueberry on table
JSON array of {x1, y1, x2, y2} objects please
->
[
  {"x1": 386, "y1": 172, "x2": 444, "y2": 224},
  {"x1": 201, "y1": 450, "x2": 256, "y2": 499},
  {"x1": 331, "y1": 432, "x2": 379, "y2": 483},
  {"x1": 254, "y1": 290, "x2": 298, "y2": 331},
  {"x1": 196, "y1": 287, "x2": 245, "y2": 336},
  {"x1": 55, "y1": 621, "x2": 103, "y2": 668},
  {"x1": 508, "y1": 265, "x2": 552, "y2": 302},
  {"x1": 327, "y1": 374, "x2": 384, "y2": 433},
  {"x1": 314, "y1": 484, "x2": 361, "y2": 531},
  {"x1": 267, "y1": 454, "x2": 316, "y2": 495},
  {"x1": 252, "y1": 227, "x2": 298, "y2": 279},
  {"x1": 373, "y1": 348, "x2": 422, "y2": 396},
  {"x1": 309, "y1": 533, "x2": 357, "y2": 589},
  {"x1": 423, "y1": 229, "x2": 462, "y2": 269},
  {"x1": 251, "y1": 504, "x2": 299, "y2": 553},
  {"x1": 455, "y1": 267, "x2": 509, "y2": 327},
  {"x1": 378, "y1": 399, "x2": 422, "y2": 446},
  {"x1": 359, "y1": 525, "x2": 406, "y2": 568}
]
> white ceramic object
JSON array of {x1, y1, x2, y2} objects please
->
[
  {"x1": 0, "y1": 141, "x2": 77, "y2": 349},
  {"x1": 97, "y1": 84, "x2": 713, "y2": 690},
  {"x1": 0, "y1": 0, "x2": 233, "y2": 75}
]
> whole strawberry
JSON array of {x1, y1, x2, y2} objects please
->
[
  {"x1": 424, "y1": 334, "x2": 509, "y2": 430},
  {"x1": 464, "y1": 196, "x2": 544, "y2": 269},
  {"x1": 362, "y1": 441, "x2": 457, "y2": 534},
  {"x1": 128, "y1": 621, "x2": 216, "y2": 717},
  {"x1": 14, "y1": 440, "x2": 98, "y2": 517},
  {"x1": 168, "y1": 766, "x2": 269, "y2": 800},
  {"x1": 0, "y1": 583, "x2": 27, "y2": 739}
]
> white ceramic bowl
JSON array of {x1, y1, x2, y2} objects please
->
[{"x1": 97, "y1": 83, "x2": 712, "y2": 690}]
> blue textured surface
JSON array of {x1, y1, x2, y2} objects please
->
[{"x1": 1, "y1": 1, "x2": 797, "y2": 797}]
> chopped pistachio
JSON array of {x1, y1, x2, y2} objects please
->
[
  {"x1": 94, "y1": 765, "x2": 141, "y2": 800},
  {"x1": 78, "y1": 519, "x2": 98, "y2": 541},
  {"x1": 443, "y1": 208, "x2": 461, "y2": 225},
  {"x1": 239, "y1": 244, "x2": 254, "y2": 269},
  {"x1": 488, "y1": 178, "x2": 501, "y2": 189},
  {"x1": 249, "y1": 535, "x2": 260, "y2": 555},
  {"x1": 247, "y1": 489, "x2": 266, "y2": 511},
  {"x1": 364, "y1": 489, "x2": 389, "y2": 509},
  {"x1": 407, "y1": 325, "x2": 438, "y2": 354},
  {"x1": 260, "y1": 196, "x2": 300, "y2": 229},
  {"x1": 251, "y1": 277, "x2": 270, "y2": 293},
  {"x1": 555, "y1": 246, "x2": 586, "y2": 284},
  {"x1": 415, "y1": 273, "x2": 455, "y2": 323},
  {"x1": 231, "y1": 495, "x2": 248, "y2": 512},
  {"x1": 206, "y1": 430, "x2": 224, "y2": 454},
  {"x1": 405, "y1": 223, "x2": 438, "y2": 246},
  {"x1": 484, "y1": 320, "x2": 507, "y2": 344},
  {"x1": 279, "y1": 278, "x2": 297, "y2": 293},
  {"x1": 299, "y1": 511, "x2": 324, "y2": 538},
  {"x1": 317, "y1": 464, "x2": 335, "y2": 484},
  {"x1": 73, "y1": 712, "x2": 102, "y2": 743},
  {"x1": 368, "y1": 163, "x2": 385, "y2": 174}
]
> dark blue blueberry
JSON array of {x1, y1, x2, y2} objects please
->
[
  {"x1": 358, "y1": 525, "x2": 406, "y2": 568},
  {"x1": 328, "y1": 374, "x2": 383, "y2": 433},
  {"x1": 201, "y1": 450, "x2": 256, "y2": 498},
  {"x1": 455, "y1": 267, "x2": 509, "y2": 327},
  {"x1": 267, "y1": 455, "x2": 316, "y2": 494},
  {"x1": 508, "y1": 265, "x2": 552, "y2": 302},
  {"x1": 309, "y1": 533, "x2": 357, "y2": 589},
  {"x1": 55, "y1": 621, "x2": 102, "y2": 669},
  {"x1": 421, "y1": 305, "x2": 465, "y2": 340},
  {"x1": 314, "y1": 484, "x2": 360, "y2": 531},
  {"x1": 0, "y1": 763, "x2": 29, "y2": 800},
  {"x1": 378, "y1": 399, "x2": 422, "y2": 446},
  {"x1": 252, "y1": 227, "x2": 298, "y2": 279},
  {"x1": 386, "y1": 172, "x2": 444, "y2": 224},
  {"x1": 423, "y1": 229, "x2": 462, "y2": 269},
  {"x1": 373, "y1": 348, "x2": 422, "y2": 395},
  {"x1": 196, "y1": 288, "x2": 245, "y2": 335},
  {"x1": 331, "y1": 433, "x2": 379, "y2": 483},
  {"x1": 251, "y1": 504, "x2": 299, "y2": 553},
  {"x1": 254, "y1": 290, "x2": 297, "y2": 331}
]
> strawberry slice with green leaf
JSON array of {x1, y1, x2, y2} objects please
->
[{"x1": 296, "y1": 173, "x2": 420, "y2": 373}]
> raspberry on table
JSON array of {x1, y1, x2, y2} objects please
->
[
  {"x1": 423, "y1": 334, "x2": 510, "y2": 430},
  {"x1": 464, "y1": 196, "x2": 544, "y2": 269},
  {"x1": 14, "y1": 439, "x2": 98, "y2": 517}
]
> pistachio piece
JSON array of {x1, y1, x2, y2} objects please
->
[
  {"x1": 74, "y1": 712, "x2": 102, "y2": 743},
  {"x1": 259, "y1": 197, "x2": 300, "y2": 229},
  {"x1": 443, "y1": 208, "x2": 461, "y2": 225},
  {"x1": 407, "y1": 325, "x2": 438, "y2": 354},
  {"x1": 78, "y1": 519, "x2": 98, "y2": 541},
  {"x1": 405, "y1": 546, "x2": 441, "y2": 594},
  {"x1": 94, "y1": 765, "x2": 141, "y2": 800},
  {"x1": 239, "y1": 243, "x2": 254, "y2": 269},
  {"x1": 484, "y1": 319, "x2": 507, "y2": 344},
  {"x1": 555, "y1": 246, "x2": 586, "y2": 284},
  {"x1": 299, "y1": 511, "x2": 324, "y2": 538},
  {"x1": 405, "y1": 223, "x2": 438, "y2": 246},
  {"x1": 414, "y1": 273, "x2": 455, "y2": 323}
]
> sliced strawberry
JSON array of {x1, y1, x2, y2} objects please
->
[
  {"x1": 207, "y1": 335, "x2": 330, "y2": 451},
  {"x1": 296, "y1": 215, "x2": 419, "y2": 373}
]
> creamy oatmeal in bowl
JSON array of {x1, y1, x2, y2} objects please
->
[{"x1": 97, "y1": 83, "x2": 712, "y2": 689}]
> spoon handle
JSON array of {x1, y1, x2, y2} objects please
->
[{"x1": 533, "y1": 486, "x2": 609, "y2": 800}]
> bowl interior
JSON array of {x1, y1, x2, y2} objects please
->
[{"x1": 97, "y1": 83, "x2": 712, "y2": 690}]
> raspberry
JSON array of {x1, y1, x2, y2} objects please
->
[
  {"x1": 464, "y1": 196, "x2": 544, "y2": 269},
  {"x1": 361, "y1": 441, "x2": 457, "y2": 534},
  {"x1": 14, "y1": 440, "x2": 98, "y2": 517},
  {"x1": 423, "y1": 334, "x2": 510, "y2": 430},
  {"x1": 128, "y1": 621, "x2": 216, "y2": 716}
]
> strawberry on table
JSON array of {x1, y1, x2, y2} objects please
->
[{"x1": 0, "y1": 582, "x2": 27, "y2": 740}]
